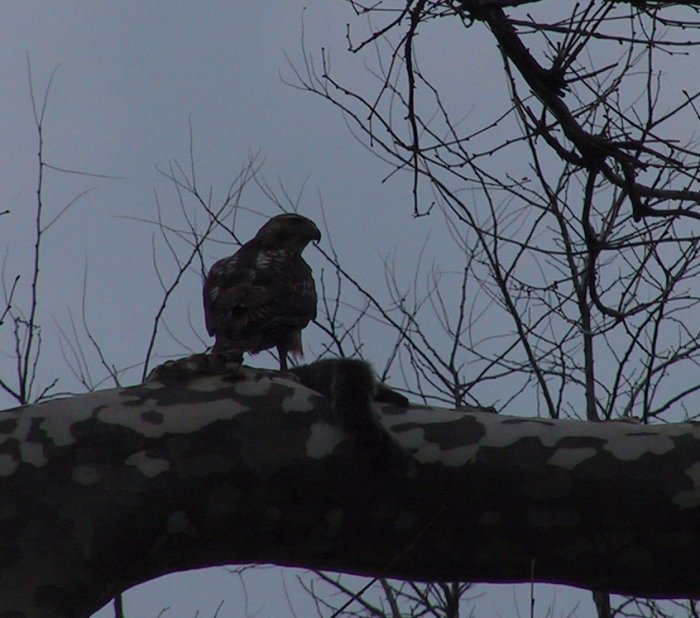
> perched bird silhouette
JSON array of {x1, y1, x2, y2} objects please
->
[{"x1": 203, "y1": 213, "x2": 321, "y2": 371}]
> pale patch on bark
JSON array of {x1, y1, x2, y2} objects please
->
[
  {"x1": 547, "y1": 447, "x2": 596, "y2": 469},
  {"x1": 0, "y1": 453, "x2": 19, "y2": 477},
  {"x1": 603, "y1": 433, "x2": 674, "y2": 461},
  {"x1": 306, "y1": 422, "x2": 344, "y2": 458},
  {"x1": 19, "y1": 441, "x2": 47, "y2": 469},
  {"x1": 125, "y1": 451, "x2": 170, "y2": 477},
  {"x1": 98, "y1": 400, "x2": 249, "y2": 437}
]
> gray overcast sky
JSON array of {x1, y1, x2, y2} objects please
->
[
  {"x1": 1, "y1": 1, "x2": 447, "y2": 386},
  {"x1": 7, "y1": 2, "x2": 695, "y2": 616}
]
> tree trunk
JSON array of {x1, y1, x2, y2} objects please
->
[{"x1": 1, "y1": 354, "x2": 699, "y2": 617}]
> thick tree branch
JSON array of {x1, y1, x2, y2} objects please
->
[{"x1": 1, "y1": 354, "x2": 700, "y2": 617}]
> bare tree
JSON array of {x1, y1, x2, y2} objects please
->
[
  {"x1": 5, "y1": 4, "x2": 700, "y2": 616},
  {"x1": 0, "y1": 61, "x2": 103, "y2": 407},
  {"x1": 283, "y1": 1, "x2": 700, "y2": 616}
]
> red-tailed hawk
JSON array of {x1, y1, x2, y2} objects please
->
[{"x1": 203, "y1": 213, "x2": 321, "y2": 371}]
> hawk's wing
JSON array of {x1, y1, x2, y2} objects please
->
[{"x1": 204, "y1": 244, "x2": 317, "y2": 353}]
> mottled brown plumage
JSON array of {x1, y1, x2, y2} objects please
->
[{"x1": 203, "y1": 213, "x2": 321, "y2": 370}]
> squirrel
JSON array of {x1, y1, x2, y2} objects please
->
[{"x1": 289, "y1": 358, "x2": 411, "y2": 472}]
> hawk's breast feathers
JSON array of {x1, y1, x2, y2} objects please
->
[{"x1": 203, "y1": 213, "x2": 320, "y2": 363}]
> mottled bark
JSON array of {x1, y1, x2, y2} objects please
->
[{"x1": 1, "y1": 354, "x2": 699, "y2": 618}]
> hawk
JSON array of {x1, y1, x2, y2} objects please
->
[{"x1": 203, "y1": 213, "x2": 321, "y2": 371}]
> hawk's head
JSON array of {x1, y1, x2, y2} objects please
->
[{"x1": 254, "y1": 213, "x2": 321, "y2": 253}]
